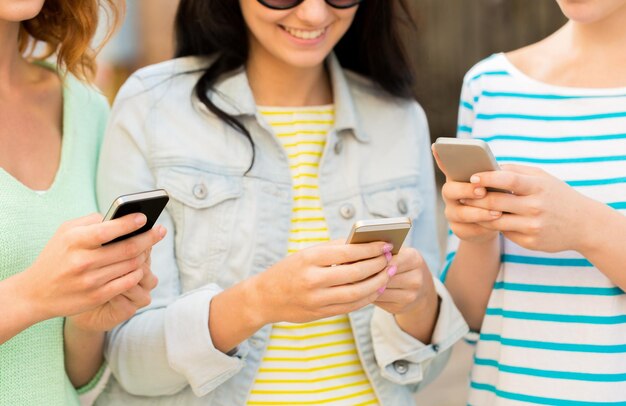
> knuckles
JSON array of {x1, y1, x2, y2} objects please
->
[
  {"x1": 137, "y1": 292, "x2": 152, "y2": 308},
  {"x1": 333, "y1": 246, "x2": 352, "y2": 265},
  {"x1": 526, "y1": 219, "x2": 543, "y2": 235},
  {"x1": 398, "y1": 248, "x2": 423, "y2": 270},
  {"x1": 298, "y1": 248, "x2": 316, "y2": 265},
  {"x1": 122, "y1": 240, "x2": 141, "y2": 259},
  {"x1": 95, "y1": 226, "x2": 110, "y2": 246},
  {"x1": 301, "y1": 270, "x2": 321, "y2": 289},
  {"x1": 70, "y1": 254, "x2": 96, "y2": 274}
]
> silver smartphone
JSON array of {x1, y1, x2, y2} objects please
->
[
  {"x1": 433, "y1": 137, "x2": 500, "y2": 182},
  {"x1": 102, "y1": 189, "x2": 169, "y2": 245},
  {"x1": 346, "y1": 217, "x2": 412, "y2": 255},
  {"x1": 433, "y1": 137, "x2": 508, "y2": 193}
]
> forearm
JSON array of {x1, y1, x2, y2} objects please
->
[
  {"x1": 64, "y1": 318, "x2": 105, "y2": 388},
  {"x1": 0, "y1": 272, "x2": 41, "y2": 344},
  {"x1": 577, "y1": 200, "x2": 626, "y2": 289},
  {"x1": 394, "y1": 277, "x2": 439, "y2": 343},
  {"x1": 208, "y1": 277, "x2": 266, "y2": 353},
  {"x1": 445, "y1": 236, "x2": 501, "y2": 331}
]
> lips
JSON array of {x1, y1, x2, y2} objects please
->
[{"x1": 281, "y1": 25, "x2": 327, "y2": 40}]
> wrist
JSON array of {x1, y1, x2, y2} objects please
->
[
  {"x1": 240, "y1": 275, "x2": 273, "y2": 328},
  {"x1": 10, "y1": 271, "x2": 49, "y2": 326},
  {"x1": 65, "y1": 316, "x2": 107, "y2": 338},
  {"x1": 465, "y1": 231, "x2": 499, "y2": 246},
  {"x1": 459, "y1": 234, "x2": 501, "y2": 258},
  {"x1": 394, "y1": 277, "x2": 440, "y2": 343},
  {"x1": 573, "y1": 198, "x2": 614, "y2": 255},
  {"x1": 400, "y1": 275, "x2": 438, "y2": 317}
]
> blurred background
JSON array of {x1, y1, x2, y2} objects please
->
[{"x1": 95, "y1": 1, "x2": 566, "y2": 404}]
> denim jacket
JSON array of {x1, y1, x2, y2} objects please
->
[{"x1": 95, "y1": 55, "x2": 468, "y2": 406}]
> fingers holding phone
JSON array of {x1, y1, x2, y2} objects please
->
[
  {"x1": 373, "y1": 247, "x2": 433, "y2": 313},
  {"x1": 341, "y1": 218, "x2": 440, "y2": 341},
  {"x1": 249, "y1": 241, "x2": 393, "y2": 325},
  {"x1": 69, "y1": 260, "x2": 160, "y2": 333},
  {"x1": 65, "y1": 191, "x2": 168, "y2": 332},
  {"x1": 20, "y1": 191, "x2": 168, "y2": 325},
  {"x1": 432, "y1": 138, "x2": 505, "y2": 243}
]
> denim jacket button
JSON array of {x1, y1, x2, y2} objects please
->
[
  {"x1": 393, "y1": 360, "x2": 409, "y2": 375},
  {"x1": 397, "y1": 198, "x2": 408, "y2": 215},
  {"x1": 339, "y1": 203, "x2": 355, "y2": 219},
  {"x1": 192, "y1": 183, "x2": 208, "y2": 199},
  {"x1": 334, "y1": 140, "x2": 344, "y2": 155},
  {"x1": 249, "y1": 338, "x2": 262, "y2": 348}
]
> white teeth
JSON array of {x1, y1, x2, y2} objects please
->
[{"x1": 283, "y1": 26, "x2": 325, "y2": 40}]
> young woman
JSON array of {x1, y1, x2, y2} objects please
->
[
  {"x1": 0, "y1": 1, "x2": 164, "y2": 405},
  {"x1": 438, "y1": 0, "x2": 626, "y2": 404},
  {"x1": 96, "y1": 0, "x2": 467, "y2": 404}
]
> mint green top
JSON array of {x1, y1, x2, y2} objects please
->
[{"x1": 0, "y1": 73, "x2": 109, "y2": 405}]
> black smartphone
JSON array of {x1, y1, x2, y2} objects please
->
[{"x1": 102, "y1": 189, "x2": 169, "y2": 245}]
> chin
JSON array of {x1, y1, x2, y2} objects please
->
[
  {"x1": 280, "y1": 52, "x2": 330, "y2": 70},
  {"x1": 556, "y1": 0, "x2": 626, "y2": 23},
  {"x1": 0, "y1": 0, "x2": 46, "y2": 22}
]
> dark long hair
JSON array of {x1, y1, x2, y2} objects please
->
[{"x1": 175, "y1": 0, "x2": 417, "y2": 171}]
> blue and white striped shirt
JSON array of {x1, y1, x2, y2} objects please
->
[{"x1": 446, "y1": 53, "x2": 626, "y2": 405}]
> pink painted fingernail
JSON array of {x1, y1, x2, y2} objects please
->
[
  {"x1": 387, "y1": 265, "x2": 398, "y2": 277},
  {"x1": 385, "y1": 251, "x2": 393, "y2": 262},
  {"x1": 470, "y1": 175, "x2": 480, "y2": 184},
  {"x1": 377, "y1": 286, "x2": 386, "y2": 294},
  {"x1": 383, "y1": 243, "x2": 393, "y2": 254}
]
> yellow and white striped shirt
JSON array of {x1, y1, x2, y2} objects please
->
[{"x1": 247, "y1": 106, "x2": 378, "y2": 406}]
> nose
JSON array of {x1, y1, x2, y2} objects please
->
[{"x1": 294, "y1": 0, "x2": 330, "y2": 27}]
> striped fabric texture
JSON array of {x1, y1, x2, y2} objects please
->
[
  {"x1": 445, "y1": 53, "x2": 626, "y2": 405},
  {"x1": 246, "y1": 106, "x2": 378, "y2": 405}
]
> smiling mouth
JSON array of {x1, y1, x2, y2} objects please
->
[{"x1": 280, "y1": 25, "x2": 327, "y2": 40}]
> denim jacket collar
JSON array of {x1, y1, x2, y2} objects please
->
[{"x1": 205, "y1": 53, "x2": 368, "y2": 143}]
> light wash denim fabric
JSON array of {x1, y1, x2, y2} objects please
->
[{"x1": 95, "y1": 55, "x2": 468, "y2": 406}]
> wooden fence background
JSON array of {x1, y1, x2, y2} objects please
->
[{"x1": 405, "y1": 0, "x2": 566, "y2": 144}]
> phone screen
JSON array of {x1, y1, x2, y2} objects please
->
[{"x1": 103, "y1": 190, "x2": 169, "y2": 245}]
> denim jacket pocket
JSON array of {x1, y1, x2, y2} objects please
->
[
  {"x1": 158, "y1": 166, "x2": 243, "y2": 272},
  {"x1": 363, "y1": 185, "x2": 422, "y2": 219},
  {"x1": 363, "y1": 184, "x2": 423, "y2": 247}
]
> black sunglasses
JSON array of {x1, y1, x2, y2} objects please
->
[{"x1": 257, "y1": 0, "x2": 363, "y2": 10}]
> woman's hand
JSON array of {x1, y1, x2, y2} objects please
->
[
  {"x1": 19, "y1": 213, "x2": 166, "y2": 325},
  {"x1": 462, "y1": 164, "x2": 593, "y2": 253},
  {"x1": 209, "y1": 240, "x2": 394, "y2": 353},
  {"x1": 433, "y1": 146, "x2": 501, "y2": 244},
  {"x1": 66, "y1": 249, "x2": 159, "y2": 333},
  {"x1": 373, "y1": 248, "x2": 434, "y2": 314},
  {"x1": 374, "y1": 248, "x2": 440, "y2": 342},
  {"x1": 251, "y1": 240, "x2": 394, "y2": 325}
]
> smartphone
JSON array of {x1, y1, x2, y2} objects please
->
[
  {"x1": 346, "y1": 217, "x2": 412, "y2": 255},
  {"x1": 102, "y1": 189, "x2": 169, "y2": 245},
  {"x1": 433, "y1": 137, "x2": 508, "y2": 193}
]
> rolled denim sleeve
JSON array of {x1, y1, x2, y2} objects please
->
[
  {"x1": 164, "y1": 286, "x2": 249, "y2": 396},
  {"x1": 97, "y1": 76, "x2": 246, "y2": 397},
  {"x1": 370, "y1": 277, "x2": 468, "y2": 386}
]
